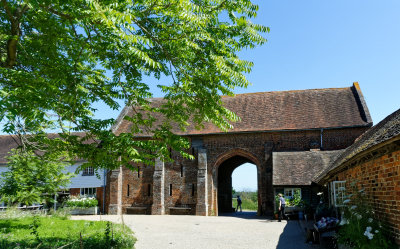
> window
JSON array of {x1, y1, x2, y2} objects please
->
[
  {"x1": 192, "y1": 183, "x2": 195, "y2": 197},
  {"x1": 180, "y1": 165, "x2": 184, "y2": 177},
  {"x1": 82, "y1": 167, "x2": 94, "y2": 176},
  {"x1": 169, "y1": 184, "x2": 172, "y2": 196},
  {"x1": 329, "y1": 181, "x2": 346, "y2": 207},
  {"x1": 284, "y1": 188, "x2": 301, "y2": 199},
  {"x1": 80, "y1": 187, "x2": 96, "y2": 197},
  {"x1": 137, "y1": 167, "x2": 140, "y2": 178},
  {"x1": 127, "y1": 184, "x2": 130, "y2": 197}
]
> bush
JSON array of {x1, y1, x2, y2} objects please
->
[
  {"x1": 66, "y1": 196, "x2": 98, "y2": 208},
  {"x1": 337, "y1": 182, "x2": 396, "y2": 249},
  {"x1": 286, "y1": 190, "x2": 302, "y2": 207}
]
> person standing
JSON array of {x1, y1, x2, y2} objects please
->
[
  {"x1": 236, "y1": 195, "x2": 242, "y2": 212},
  {"x1": 278, "y1": 193, "x2": 287, "y2": 222}
]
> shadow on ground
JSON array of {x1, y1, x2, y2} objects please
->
[
  {"x1": 221, "y1": 212, "x2": 323, "y2": 248},
  {"x1": 276, "y1": 221, "x2": 324, "y2": 249},
  {"x1": 219, "y1": 211, "x2": 265, "y2": 220}
]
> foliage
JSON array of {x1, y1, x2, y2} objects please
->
[
  {"x1": 0, "y1": 149, "x2": 73, "y2": 205},
  {"x1": 66, "y1": 196, "x2": 98, "y2": 208},
  {"x1": 29, "y1": 216, "x2": 40, "y2": 243},
  {"x1": 337, "y1": 182, "x2": 396, "y2": 249},
  {"x1": 48, "y1": 207, "x2": 70, "y2": 220},
  {"x1": 0, "y1": 0, "x2": 269, "y2": 170},
  {"x1": 0, "y1": 206, "x2": 46, "y2": 220},
  {"x1": 0, "y1": 216, "x2": 135, "y2": 249},
  {"x1": 286, "y1": 190, "x2": 302, "y2": 207},
  {"x1": 274, "y1": 194, "x2": 280, "y2": 213},
  {"x1": 233, "y1": 191, "x2": 258, "y2": 211},
  {"x1": 104, "y1": 221, "x2": 112, "y2": 248}
]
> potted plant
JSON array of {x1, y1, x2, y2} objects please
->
[{"x1": 65, "y1": 196, "x2": 98, "y2": 215}]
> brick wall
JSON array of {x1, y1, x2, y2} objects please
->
[
  {"x1": 106, "y1": 126, "x2": 368, "y2": 215},
  {"x1": 69, "y1": 188, "x2": 80, "y2": 196},
  {"x1": 336, "y1": 149, "x2": 400, "y2": 244}
]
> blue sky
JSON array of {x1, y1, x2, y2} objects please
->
[
  {"x1": 230, "y1": 0, "x2": 400, "y2": 191},
  {"x1": 92, "y1": 1, "x2": 400, "y2": 191}
]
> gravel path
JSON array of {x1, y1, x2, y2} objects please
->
[{"x1": 72, "y1": 213, "x2": 319, "y2": 249}]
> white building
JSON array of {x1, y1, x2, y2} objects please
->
[{"x1": 0, "y1": 135, "x2": 107, "y2": 212}]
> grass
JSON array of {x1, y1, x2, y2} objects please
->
[
  {"x1": 232, "y1": 191, "x2": 258, "y2": 211},
  {"x1": 0, "y1": 208, "x2": 136, "y2": 249}
]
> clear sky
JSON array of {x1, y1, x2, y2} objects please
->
[
  {"x1": 91, "y1": 1, "x2": 400, "y2": 192},
  {"x1": 229, "y1": 0, "x2": 400, "y2": 192}
]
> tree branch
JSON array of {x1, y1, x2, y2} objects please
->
[
  {"x1": 1, "y1": 0, "x2": 13, "y2": 20},
  {"x1": 1, "y1": 2, "x2": 30, "y2": 68}
]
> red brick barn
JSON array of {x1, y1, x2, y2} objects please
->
[{"x1": 107, "y1": 83, "x2": 372, "y2": 216}]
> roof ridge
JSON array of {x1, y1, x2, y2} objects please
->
[
  {"x1": 221, "y1": 86, "x2": 350, "y2": 98},
  {"x1": 315, "y1": 107, "x2": 400, "y2": 183},
  {"x1": 134, "y1": 86, "x2": 352, "y2": 101}
]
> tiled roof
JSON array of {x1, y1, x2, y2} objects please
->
[
  {"x1": 315, "y1": 107, "x2": 400, "y2": 183},
  {"x1": 0, "y1": 132, "x2": 92, "y2": 165},
  {"x1": 0, "y1": 135, "x2": 20, "y2": 164},
  {"x1": 113, "y1": 83, "x2": 372, "y2": 136},
  {"x1": 273, "y1": 150, "x2": 343, "y2": 186}
]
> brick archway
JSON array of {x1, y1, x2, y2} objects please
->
[
  {"x1": 214, "y1": 148, "x2": 261, "y2": 169},
  {"x1": 213, "y1": 149, "x2": 262, "y2": 215}
]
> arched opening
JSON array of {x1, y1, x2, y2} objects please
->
[
  {"x1": 217, "y1": 155, "x2": 259, "y2": 215},
  {"x1": 232, "y1": 163, "x2": 257, "y2": 212}
]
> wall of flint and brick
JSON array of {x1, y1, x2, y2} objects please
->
[
  {"x1": 106, "y1": 126, "x2": 368, "y2": 215},
  {"x1": 335, "y1": 148, "x2": 400, "y2": 244}
]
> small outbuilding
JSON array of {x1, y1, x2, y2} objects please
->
[{"x1": 273, "y1": 150, "x2": 342, "y2": 210}]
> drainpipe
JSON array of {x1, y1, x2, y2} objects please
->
[
  {"x1": 320, "y1": 128, "x2": 323, "y2": 150},
  {"x1": 103, "y1": 168, "x2": 107, "y2": 214}
]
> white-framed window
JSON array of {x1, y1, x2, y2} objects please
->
[
  {"x1": 80, "y1": 187, "x2": 96, "y2": 197},
  {"x1": 329, "y1": 181, "x2": 346, "y2": 207},
  {"x1": 284, "y1": 188, "x2": 301, "y2": 199},
  {"x1": 82, "y1": 167, "x2": 94, "y2": 176}
]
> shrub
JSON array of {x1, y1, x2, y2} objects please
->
[
  {"x1": 66, "y1": 196, "x2": 98, "y2": 208},
  {"x1": 337, "y1": 182, "x2": 396, "y2": 249}
]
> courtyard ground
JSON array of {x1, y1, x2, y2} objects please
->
[{"x1": 72, "y1": 212, "x2": 322, "y2": 249}]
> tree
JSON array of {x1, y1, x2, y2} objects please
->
[
  {"x1": 0, "y1": 0, "x2": 268, "y2": 170},
  {"x1": 0, "y1": 149, "x2": 73, "y2": 205}
]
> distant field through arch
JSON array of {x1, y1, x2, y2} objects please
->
[{"x1": 232, "y1": 163, "x2": 258, "y2": 212}]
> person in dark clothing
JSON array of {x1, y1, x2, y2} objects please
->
[
  {"x1": 236, "y1": 195, "x2": 242, "y2": 212},
  {"x1": 278, "y1": 193, "x2": 287, "y2": 222}
]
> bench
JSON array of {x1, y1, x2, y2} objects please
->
[
  {"x1": 126, "y1": 206, "x2": 149, "y2": 215},
  {"x1": 169, "y1": 205, "x2": 192, "y2": 215}
]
